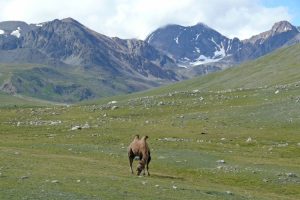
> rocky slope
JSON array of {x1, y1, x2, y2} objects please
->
[{"x1": 0, "y1": 18, "x2": 178, "y2": 102}]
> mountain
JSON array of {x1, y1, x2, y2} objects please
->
[
  {"x1": 0, "y1": 18, "x2": 178, "y2": 102},
  {"x1": 1, "y1": 18, "x2": 299, "y2": 102},
  {"x1": 146, "y1": 23, "x2": 237, "y2": 66},
  {"x1": 236, "y1": 21, "x2": 300, "y2": 61},
  {"x1": 146, "y1": 21, "x2": 300, "y2": 70}
]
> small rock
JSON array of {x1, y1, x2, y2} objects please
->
[
  {"x1": 71, "y1": 126, "x2": 81, "y2": 131},
  {"x1": 263, "y1": 178, "x2": 269, "y2": 183},
  {"x1": 226, "y1": 191, "x2": 233, "y2": 195},
  {"x1": 142, "y1": 181, "x2": 146, "y2": 185},
  {"x1": 268, "y1": 147, "x2": 273, "y2": 151},
  {"x1": 246, "y1": 137, "x2": 252, "y2": 143},
  {"x1": 82, "y1": 123, "x2": 90, "y2": 129},
  {"x1": 108, "y1": 101, "x2": 118, "y2": 104},
  {"x1": 158, "y1": 101, "x2": 164, "y2": 106},
  {"x1": 172, "y1": 185, "x2": 177, "y2": 189},
  {"x1": 111, "y1": 106, "x2": 119, "y2": 110},
  {"x1": 51, "y1": 180, "x2": 59, "y2": 183},
  {"x1": 155, "y1": 184, "x2": 159, "y2": 187},
  {"x1": 286, "y1": 173, "x2": 297, "y2": 178},
  {"x1": 221, "y1": 138, "x2": 226, "y2": 141},
  {"x1": 275, "y1": 90, "x2": 279, "y2": 94},
  {"x1": 20, "y1": 176, "x2": 29, "y2": 180},
  {"x1": 217, "y1": 166, "x2": 223, "y2": 170},
  {"x1": 50, "y1": 121, "x2": 62, "y2": 125},
  {"x1": 76, "y1": 179, "x2": 81, "y2": 183},
  {"x1": 277, "y1": 143, "x2": 288, "y2": 147},
  {"x1": 216, "y1": 160, "x2": 225, "y2": 164}
]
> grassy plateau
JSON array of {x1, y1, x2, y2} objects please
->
[{"x1": 0, "y1": 45, "x2": 300, "y2": 199}]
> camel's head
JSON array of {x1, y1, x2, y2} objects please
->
[{"x1": 136, "y1": 162, "x2": 144, "y2": 176}]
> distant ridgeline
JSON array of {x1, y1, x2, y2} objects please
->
[{"x1": 0, "y1": 18, "x2": 299, "y2": 102}]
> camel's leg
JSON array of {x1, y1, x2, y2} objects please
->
[
  {"x1": 129, "y1": 157, "x2": 134, "y2": 174},
  {"x1": 128, "y1": 150, "x2": 134, "y2": 174},
  {"x1": 146, "y1": 155, "x2": 151, "y2": 176}
]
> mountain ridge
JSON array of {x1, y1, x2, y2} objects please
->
[
  {"x1": 1, "y1": 17, "x2": 299, "y2": 102},
  {"x1": 0, "y1": 18, "x2": 179, "y2": 102},
  {"x1": 146, "y1": 20, "x2": 300, "y2": 70}
]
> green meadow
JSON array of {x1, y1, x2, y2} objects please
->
[{"x1": 0, "y1": 45, "x2": 300, "y2": 199}]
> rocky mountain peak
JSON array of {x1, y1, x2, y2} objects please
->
[
  {"x1": 243, "y1": 21, "x2": 299, "y2": 45},
  {"x1": 60, "y1": 17, "x2": 84, "y2": 27},
  {"x1": 271, "y1": 21, "x2": 297, "y2": 34},
  {"x1": 146, "y1": 22, "x2": 231, "y2": 66},
  {"x1": 43, "y1": 18, "x2": 83, "y2": 29},
  {"x1": 193, "y1": 22, "x2": 211, "y2": 30}
]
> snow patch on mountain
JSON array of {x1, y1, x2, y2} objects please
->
[
  {"x1": 214, "y1": 43, "x2": 226, "y2": 58},
  {"x1": 11, "y1": 27, "x2": 21, "y2": 38},
  {"x1": 174, "y1": 36, "x2": 179, "y2": 44},
  {"x1": 146, "y1": 33, "x2": 155, "y2": 43},
  {"x1": 210, "y1": 38, "x2": 226, "y2": 58},
  {"x1": 0, "y1": 30, "x2": 4, "y2": 34},
  {"x1": 226, "y1": 40, "x2": 232, "y2": 51},
  {"x1": 189, "y1": 54, "x2": 224, "y2": 66}
]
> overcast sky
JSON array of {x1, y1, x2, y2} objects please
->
[{"x1": 0, "y1": 0, "x2": 299, "y2": 40}]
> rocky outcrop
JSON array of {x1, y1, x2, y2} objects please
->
[{"x1": 1, "y1": 80, "x2": 17, "y2": 94}]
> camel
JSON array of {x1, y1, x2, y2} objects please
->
[{"x1": 128, "y1": 135, "x2": 151, "y2": 176}]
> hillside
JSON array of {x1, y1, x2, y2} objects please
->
[
  {"x1": 139, "y1": 44, "x2": 300, "y2": 96},
  {"x1": 0, "y1": 92, "x2": 54, "y2": 107}
]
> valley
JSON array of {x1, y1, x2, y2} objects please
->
[{"x1": 0, "y1": 44, "x2": 299, "y2": 199}]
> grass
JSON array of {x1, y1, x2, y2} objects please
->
[
  {"x1": 0, "y1": 86, "x2": 299, "y2": 199},
  {"x1": 0, "y1": 45, "x2": 300, "y2": 199}
]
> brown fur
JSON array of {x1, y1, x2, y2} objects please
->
[{"x1": 128, "y1": 135, "x2": 151, "y2": 176}]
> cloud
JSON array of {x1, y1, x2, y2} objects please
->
[{"x1": 0, "y1": 0, "x2": 292, "y2": 39}]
